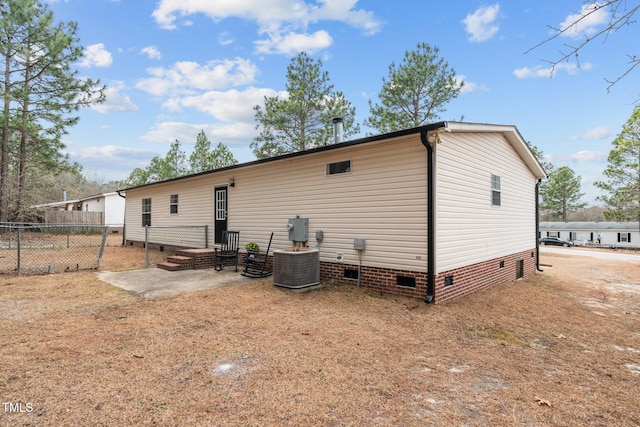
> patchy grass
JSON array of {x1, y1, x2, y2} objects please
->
[{"x1": 0, "y1": 238, "x2": 639, "y2": 426}]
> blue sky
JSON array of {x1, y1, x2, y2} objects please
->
[{"x1": 47, "y1": 0, "x2": 639, "y2": 204}]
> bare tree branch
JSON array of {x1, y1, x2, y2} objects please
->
[{"x1": 526, "y1": 0, "x2": 640, "y2": 88}]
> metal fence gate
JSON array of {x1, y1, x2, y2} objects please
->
[{"x1": 0, "y1": 223, "x2": 109, "y2": 275}]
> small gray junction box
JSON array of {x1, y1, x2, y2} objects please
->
[{"x1": 354, "y1": 238, "x2": 366, "y2": 251}]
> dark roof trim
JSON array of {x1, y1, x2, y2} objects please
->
[{"x1": 121, "y1": 122, "x2": 447, "y2": 192}]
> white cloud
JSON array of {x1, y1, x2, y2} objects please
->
[
  {"x1": 140, "y1": 121, "x2": 256, "y2": 146},
  {"x1": 136, "y1": 58, "x2": 259, "y2": 96},
  {"x1": 72, "y1": 144, "x2": 154, "y2": 162},
  {"x1": 513, "y1": 62, "x2": 593, "y2": 78},
  {"x1": 455, "y1": 75, "x2": 487, "y2": 94},
  {"x1": 218, "y1": 32, "x2": 234, "y2": 46},
  {"x1": 65, "y1": 143, "x2": 156, "y2": 181},
  {"x1": 167, "y1": 87, "x2": 287, "y2": 122},
  {"x1": 90, "y1": 82, "x2": 139, "y2": 114},
  {"x1": 151, "y1": 0, "x2": 381, "y2": 54},
  {"x1": 559, "y1": 3, "x2": 609, "y2": 39},
  {"x1": 141, "y1": 45, "x2": 162, "y2": 59},
  {"x1": 255, "y1": 30, "x2": 333, "y2": 55},
  {"x1": 462, "y1": 4, "x2": 500, "y2": 42},
  {"x1": 311, "y1": 0, "x2": 381, "y2": 36},
  {"x1": 581, "y1": 125, "x2": 611, "y2": 140},
  {"x1": 78, "y1": 43, "x2": 113, "y2": 68},
  {"x1": 568, "y1": 150, "x2": 608, "y2": 162},
  {"x1": 153, "y1": 0, "x2": 381, "y2": 32},
  {"x1": 546, "y1": 150, "x2": 608, "y2": 165}
]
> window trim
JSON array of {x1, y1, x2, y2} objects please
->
[
  {"x1": 142, "y1": 198, "x2": 151, "y2": 227},
  {"x1": 491, "y1": 174, "x2": 501, "y2": 206},
  {"x1": 326, "y1": 160, "x2": 351, "y2": 176},
  {"x1": 170, "y1": 194, "x2": 179, "y2": 215}
]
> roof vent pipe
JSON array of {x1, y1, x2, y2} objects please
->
[{"x1": 333, "y1": 117, "x2": 344, "y2": 144}]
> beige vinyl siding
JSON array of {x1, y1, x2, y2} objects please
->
[
  {"x1": 435, "y1": 132, "x2": 537, "y2": 273},
  {"x1": 125, "y1": 134, "x2": 429, "y2": 272},
  {"x1": 125, "y1": 173, "x2": 233, "y2": 245},
  {"x1": 231, "y1": 135, "x2": 428, "y2": 272}
]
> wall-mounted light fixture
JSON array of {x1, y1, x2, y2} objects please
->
[{"x1": 229, "y1": 177, "x2": 235, "y2": 187}]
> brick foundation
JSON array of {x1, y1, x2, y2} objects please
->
[
  {"x1": 320, "y1": 249, "x2": 537, "y2": 303},
  {"x1": 434, "y1": 249, "x2": 537, "y2": 303},
  {"x1": 321, "y1": 262, "x2": 428, "y2": 299}
]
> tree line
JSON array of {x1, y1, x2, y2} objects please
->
[
  {"x1": 0, "y1": 0, "x2": 104, "y2": 222},
  {"x1": 0, "y1": 0, "x2": 638, "y2": 226},
  {"x1": 127, "y1": 44, "x2": 462, "y2": 185}
]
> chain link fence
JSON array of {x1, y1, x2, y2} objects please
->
[
  {"x1": 0, "y1": 223, "x2": 109, "y2": 275},
  {"x1": 144, "y1": 225, "x2": 209, "y2": 266}
]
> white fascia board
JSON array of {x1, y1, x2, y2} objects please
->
[{"x1": 441, "y1": 121, "x2": 547, "y2": 179}]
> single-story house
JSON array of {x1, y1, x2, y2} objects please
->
[
  {"x1": 32, "y1": 191, "x2": 126, "y2": 232},
  {"x1": 122, "y1": 121, "x2": 546, "y2": 303},
  {"x1": 540, "y1": 221, "x2": 639, "y2": 248}
]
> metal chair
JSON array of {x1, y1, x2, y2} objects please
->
[
  {"x1": 214, "y1": 230, "x2": 240, "y2": 272},
  {"x1": 241, "y1": 232, "x2": 274, "y2": 278}
]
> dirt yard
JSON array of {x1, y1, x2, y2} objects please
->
[{"x1": 1, "y1": 236, "x2": 639, "y2": 426}]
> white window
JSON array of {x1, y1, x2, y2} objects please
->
[
  {"x1": 618, "y1": 233, "x2": 631, "y2": 243},
  {"x1": 170, "y1": 194, "x2": 178, "y2": 214},
  {"x1": 491, "y1": 174, "x2": 501, "y2": 206},
  {"x1": 142, "y1": 198, "x2": 151, "y2": 227}
]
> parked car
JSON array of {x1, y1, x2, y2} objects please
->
[{"x1": 539, "y1": 237, "x2": 574, "y2": 247}]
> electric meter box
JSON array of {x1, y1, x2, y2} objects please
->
[
  {"x1": 288, "y1": 217, "x2": 309, "y2": 242},
  {"x1": 354, "y1": 238, "x2": 366, "y2": 251}
]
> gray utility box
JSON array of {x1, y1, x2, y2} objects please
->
[
  {"x1": 354, "y1": 238, "x2": 366, "y2": 251},
  {"x1": 288, "y1": 217, "x2": 309, "y2": 243}
]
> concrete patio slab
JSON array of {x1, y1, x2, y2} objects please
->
[{"x1": 96, "y1": 267, "x2": 256, "y2": 299}]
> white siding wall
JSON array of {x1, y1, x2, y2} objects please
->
[
  {"x1": 126, "y1": 135, "x2": 429, "y2": 272},
  {"x1": 104, "y1": 194, "x2": 126, "y2": 227},
  {"x1": 83, "y1": 198, "x2": 104, "y2": 213},
  {"x1": 435, "y1": 132, "x2": 537, "y2": 273},
  {"x1": 125, "y1": 172, "x2": 234, "y2": 243}
]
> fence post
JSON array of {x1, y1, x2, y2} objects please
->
[
  {"x1": 205, "y1": 225, "x2": 209, "y2": 248},
  {"x1": 16, "y1": 226, "x2": 21, "y2": 275},
  {"x1": 145, "y1": 225, "x2": 149, "y2": 267},
  {"x1": 67, "y1": 224, "x2": 70, "y2": 248},
  {"x1": 96, "y1": 226, "x2": 109, "y2": 268}
]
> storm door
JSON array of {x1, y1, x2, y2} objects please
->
[{"x1": 214, "y1": 186, "x2": 228, "y2": 244}]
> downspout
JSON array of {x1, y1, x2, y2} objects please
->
[
  {"x1": 117, "y1": 190, "x2": 126, "y2": 246},
  {"x1": 420, "y1": 130, "x2": 436, "y2": 303},
  {"x1": 535, "y1": 179, "x2": 543, "y2": 272}
]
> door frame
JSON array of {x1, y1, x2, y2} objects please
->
[{"x1": 214, "y1": 185, "x2": 228, "y2": 244}]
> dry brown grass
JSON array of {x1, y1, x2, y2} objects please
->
[{"x1": 1, "y1": 236, "x2": 639, "y2": 426}]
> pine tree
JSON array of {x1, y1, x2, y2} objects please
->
[
  {"x1": 595, "y1": 106, "x2": 640, "y2": 224},
  {"x1": 0, "y1": 0, "x2": 104, "y2": 221},
  {"x1": 365, "y1": 43, "x2": 463, "y2": 134},
  {"x1": 189, "y1": 130, "x2": 238, "y2": 173},
  {"x1": 251, "y1": 52, "x2": 359, "y2": 159},
  {"x1": 541, "y1": 166, "x2": 587, "y2": 221}
]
